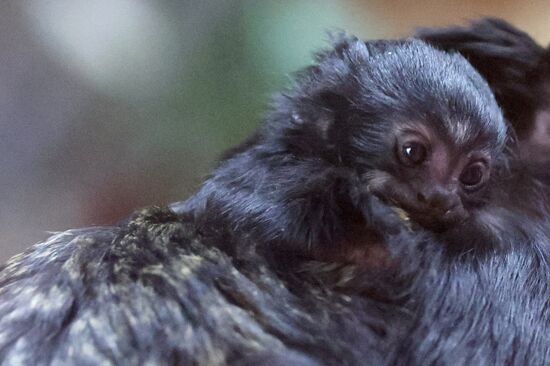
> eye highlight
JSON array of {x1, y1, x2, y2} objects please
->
[
  {"x1": 398, "y1": 141, "x2": 427, "y2": 166},
  {"x1": 460, "y1": 162, "x2": 488, "y2": 191}
]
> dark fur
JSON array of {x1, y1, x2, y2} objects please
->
[
  {"x1": 1, "y1": 204, "x2": 548, "y2": 365},
  {"x1": 417, "y1": 18, "x2": 550, "y2": 162},
  {"x1": 417, "y1": 18, "x2": 545, "y2": 134},
  {"x1": 0, "y1": 34, "x2": 549, "y2": 366},
  {"x1": 180, "y1": 37, "x2": 507, "y2": 258},
  {"x1": 0, "y1": 208, "x2": 399, "y2": 365}
]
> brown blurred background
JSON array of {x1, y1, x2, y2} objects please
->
[{"x1": 1, "y1": 1, "x2": 549, "y2": 262}]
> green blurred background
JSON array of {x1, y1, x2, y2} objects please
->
[{"x1": 2, "y1": 0, "x2": 550, "y2": 261}]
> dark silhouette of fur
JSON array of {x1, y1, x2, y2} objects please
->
[{"x1": 0, "y1": 32, "x2": 549, "y2": 366}]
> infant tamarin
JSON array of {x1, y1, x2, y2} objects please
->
[{"x1": 179, "y1": 35, "x2": 513, "y2": 265}]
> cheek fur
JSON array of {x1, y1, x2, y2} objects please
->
[
  {"x1": 363, "y1": 170, "x2": 417, "y2": 210},
  {"x1": 363, "y1": 169, "x2": 393, "y2": 193}
]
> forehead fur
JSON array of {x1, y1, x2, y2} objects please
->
[{"x1": 284, "y1": 36, "x2": 507, "y2": 151}]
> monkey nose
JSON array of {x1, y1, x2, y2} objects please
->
[{"x1": 416, "y1": 187, "x2": 460, "y2": 214}]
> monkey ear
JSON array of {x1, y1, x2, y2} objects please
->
[
  {"x1": 291, "y1": 38, "x2": 364, "y2": 135},
  {"x1": 285, "y1": 89, "x2": 352, "y2": 152},
  {"x1": 273, "y1": 36, "x2": 368, "y2": 154},
  {"x1": 316, "y1": 90, "x2": 352, "y2": 138},
  {"x1": 278, "y1": 88, "x2": 351, "y2": 159},
  {"x1": 319, "y1": 90, "x2": 350, "y2": 112}
]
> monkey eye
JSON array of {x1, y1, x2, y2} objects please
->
[
  {"x1": 398, "y1": 141, "x2": 427, "y2": 166},
  {"x1": 459, "y1": 162, "x2": 487, "y2": 190}
]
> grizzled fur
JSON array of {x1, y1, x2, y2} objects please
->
[
  {"x1": 0, "y1": 202, "x2": 549, "y2": 365},
  {"x1": 0, "y1": 208, "x2": 402, "y2": 365},
  {"x1": 1, "y1": 35, "x2": 550, "y2": 366}
]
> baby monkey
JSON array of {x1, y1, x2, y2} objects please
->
[{"x1": 181, "y1": 36, "x2": 510, "y2": 265}]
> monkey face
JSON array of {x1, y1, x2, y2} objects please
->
[
  {"x1": 364, "y1": 120, "x2": 497, "y2": 232},
  {"x1": 269, "y1": 38, "x2": 508, "y2": 236}
]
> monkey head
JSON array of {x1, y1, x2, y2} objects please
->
[
  {"x1": 184, "y1": 36, "x2": 512, "y2": 260},
  {"x1": 274, "y1": 36, "x2": 507, "y2": 234}
]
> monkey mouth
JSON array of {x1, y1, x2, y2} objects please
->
[
  {"x1": 416, "y1": 210, "x2": 468, "y2": 232},
  {"x1": 389, "y1": 203, "x2": 469, "y2": 233},
  {"x1": 372, "y1": 189, "x2": 469, "y2": 233}
]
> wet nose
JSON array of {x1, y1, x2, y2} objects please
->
[{"x1": 416, "y1": 187, "x2": 459, "y2": 214}]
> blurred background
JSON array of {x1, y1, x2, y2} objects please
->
[{"x1": 1, "y1": 0, "x2": 550, "y2": 261}]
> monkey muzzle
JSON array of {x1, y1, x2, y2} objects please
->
[{"x1": 404, "y1": 203, "x2": 469, "y2": 232}]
